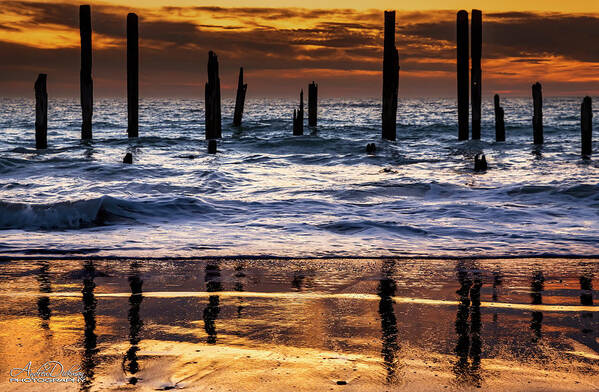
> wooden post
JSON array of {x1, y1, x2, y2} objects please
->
[
  {"x1": 494, "y1": 94, "x2": 505, "y2": 142},
  {"x1": 581, "y1": 96, "x2": 592, "y2": 156},
  {"x1": 382, "y1": 11, "x2": 399, "y2": 141},
  {"x1": 457, "y1": 10, "x2": 469, "y2": 141},
  {"x1": 127, "y1": 13, "x2": 139, "y2": 138},
  {"x1": 205, "y1": 51, "x2": 222, "y2": 139},
  {"x1": 471, "y1": 10, "x2": 482, "y2": 140},
  {"x1": 308, "y1": 81, "x2": 318, "y2": 127},
  {"x1": 34, "y1": 74, "x2": 48, "y2": 149},
  {"x1": 80, "y1": 5, "x2": 93, "y2": 140},
  {"x1": 532, "y1": 82, "x2": 543, "y2": 144},
  {"x1": 293, "y1": 90, "x2": 304, "y2": 135},
  {"x1": 233, "y1": 67, "x2": 247, "y2": 127}
]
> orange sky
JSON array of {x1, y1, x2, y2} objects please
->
[{"x1": 1, "y1": 0, "x2": 599, "y2": 97}]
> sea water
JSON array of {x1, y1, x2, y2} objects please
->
[{"x1": 0, "y1": 97, "x2": 598, "y2": 257}]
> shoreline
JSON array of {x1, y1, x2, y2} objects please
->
[{"x1": 2, "y1": 254, "x2": 599, "y2": 261}]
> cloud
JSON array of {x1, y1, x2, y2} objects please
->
[{"x1": 0, "y1": 2, "x2": 598, "y2": 96}]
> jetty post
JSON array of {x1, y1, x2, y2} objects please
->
[
  {"x1": 581, "y1": 96, "x2": 592, "y2": 156},
  {"x1": 80, "y1": 5, "x2": 93, "y2": 140},
  {"x1": 293, "y1": 89, "x2": 304, "y2": 135},
  {"x1": 471, "y1": 10, "x2": 482, "y2": 140},
  {"x1": 34, "y1": 74, "x2": 48, "y2": 149},
  {"x1": 205, "y1": 51, "x2": 222, "y2": 139},
  {"x1": 382, "y1": 11, "x2": 399, "y2": 141},
  {"x1": 127, "y1": 13, "x2": 139, "y2": 137},
  {"x1": 233, "y1": 67, "x2": 247, "y2": 127},
  {"x1": 494, "y1": 94, "x2": 505, "y2": 142},
  {"x1": 532, "y1": 82, "x2": 543, "y2": 144},
  {"x1": 308, "y1": 81, "x2": 318, "y2": 127},
  {"x1": 457, "y1": 10, "x2": 469, "y2": 141}
]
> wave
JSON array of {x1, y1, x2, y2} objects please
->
[{"x1": 0, "y1": 195, "x2": 215, "y2": 230}]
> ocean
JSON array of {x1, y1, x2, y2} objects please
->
[{"x1": 0, "y1": 96, "x2": 598, "y2": 257}]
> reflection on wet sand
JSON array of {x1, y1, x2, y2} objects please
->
[
  {"x1": 81, "y1": 261, "x2": 97, "y2": 392},
  {"x1": 0, "y1": 258, "x2": 596, "y2": 391},
  {"x1": 530, "y1": 271, "x2": 544, "y2": 343},
  {"x1": 36, "y1": 261, "x2": 51, "y2": 333},
  {"x1": 234, "y1": 263, "x2": 245, "y2": 316},
  {"x1": 377, "y1": 259, "x2": 400, "y2": 384},
  {"x1": 453, "y1": 262, "x2": 482, "y2": 387},
  {"x1": 204, "y1": 263, "x2": 222, "y2": 344},
  {"x1": 123, "y1": 261, "x2": 143, "y2": 385}
]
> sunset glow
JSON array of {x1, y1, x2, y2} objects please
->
[{"x1": 1, "y1": 0, "x2": 599, "y2": 96}]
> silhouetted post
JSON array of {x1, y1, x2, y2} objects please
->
[
  {"x1": 457, "y1": 10, "x2": 469, "y2": 141},
  {"x1": 123, "y1": 153, "x2": 133, "y2": 164},
  {"x1": 532, "y1": 82, "x2": 543, "y2": 144},
  {"x1": 382, "y1": 11, "x2": 399, "y2": 141},
  {"x1": 308, "y1": 81, "x2": 318, "y2": 127},
  {"x1": 293, "y1": 89, "x2": 304, "y2": 135},
  {"x1": 581, "y1": 96, "x2": 592, "y2": 156},
  {"x1": 207, "y1": 139, "x2": 217, "y2": 154},
  {"x1": 471, "y1": 10, "x2": 482, "y2": 140},
  {"x1": 233, "y1": 67, "x2": 247, "y2": 127},
  {"x1": 494, "y1": 94, "x2": 505, "y2": 142},
  {"x1": 127, "y1": 13, "x2": 139, "y2": 138},
  {"x1": 80, "y1": 5, "x2": 93, "y2": 140},
  {"x1": 34, "y1": 74, "x2": 48, "y2": 149},
  {"x1": 205, "y1": 51, "x2": 222, "y2": 139}
]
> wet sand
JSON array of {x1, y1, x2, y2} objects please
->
[{"x1": 0, "y1": 258, "x2": 597, "y2": 391}]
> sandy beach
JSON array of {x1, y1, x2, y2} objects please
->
[{"x1": 0, "y1": 257, "x2": 596, "y2": 391}]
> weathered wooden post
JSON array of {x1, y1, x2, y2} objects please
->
[
  {"x1": 233, "y1": 67, "x2": 247, "y2": 127},
  {"x1": 80, "y1": 5, "x2": 93, "y2": 140},
  {"x1": 205, "y1": 51, "x2": 222, "y2": 139},
  {"x1": 34, "y1": 74, "x2": 48, "y2": 149},
  {"x1": 532, "y1": 82, "x2": 543, "y2": 144},
  {"x1": 127, "y1": 13, "x2": 139, "y2": 138},
  {"x1": 457, "y1": 10, "x2": 469, "y2": 141},
  {"x1": 308, "y1": 81, "x2": 318, "y2": 127},
  {"x1": 293, "y1": 89, "x2": 304, "y2": 135},
  {"x1": 494, "y1": 94, "x2": 505, "y2": 142},
  {"x1": 382, "y1": 11, "x2": 399, "y2": 141},
  {"x1": 207, "y1": 139, "x2": 217, "y2": 154},
  {"x1": 581, "y1": 96, "x2": 592, "y2": 156},
  {"x1": 471, "y1": 10, "x2": 482, "y2": 140}
]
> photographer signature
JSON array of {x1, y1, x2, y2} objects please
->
[{"x1": 9, "y1": 361, "x2": 86, "y2": 383}]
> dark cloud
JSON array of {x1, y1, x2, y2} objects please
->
[{"x1": 1, "y1": 3, "x2": 598, "y2": 96}]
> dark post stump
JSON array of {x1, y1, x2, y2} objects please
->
[
  {"x1": 205, "y1": 51, "x2": 222, "y2": 139},
  {"x1": 233, "y1": 67, "x2": 247, "y2": 127},
  {"x1": 308, "y1": 81, "x2": 318, "y2": 127},
  {"x1": 382, "y1": 11, "x2": 399, "y2": 141},
  {"x1": 34, "y1": 74, "x2": 48, "y2": 149},
  {"x1": 532, "y1": 82, "x2": 543, "y2": 144},
  {"x1": 207, "y1": 139, "x2": 217, "y2": 154},
  {"x1": 474, "y1": 154, "x2": 487, "y2": 172},
  {"x1": 80, "y1": 5, "x2": 93, "y2": 140},
  {"x1": 494, "y1": 94, "x2": 505, "y2": 142},
  {"x1": 293, "y1": 90, "x2": 304, "y2": 135},
  {"x1": 127, "y1": 13, "x2": 139, "y2": 138},
  {"x1": 471, "y1": 10, "x2": 482, "y2": 140},
  {"x1": 581, "y1": 96, "x2": 592, "y2": 156},
  {"x1": 457, "y1": 10, "x2": 469, "y2": 141},
  {"x1": 123, "y1": 153, "x2": 133, "y2": 164}
]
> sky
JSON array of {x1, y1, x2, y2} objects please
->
[{"x1": 1, "y1": 0, "x2": 599, "y2": 97}]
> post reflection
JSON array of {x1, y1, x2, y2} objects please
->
[
  {"x1": 204, "y1": 263, "x2": 222, "y2": 344},
  {"x1": 36, "y1": 261, "x2": 51, "y2": 333},
  {"x1": 578, "y1": 274, "x2": 598, "y2": 354},
  {"x1": 122, "y1": 261, "x2": 144, "y2": 385},
  {"x1": 81, "y1": 260, "x2": 97, "y2": 392},
  {"x1": 377, "y1": 260, "x2": 400, "y2": 384},
  {"x1": 234, "y1": 263, "x2": 245, "y2": 316},
  {"x1": 453, "y1": 262, "x2": 482, "y2": 387},
  {"x1": 530, "y1": 271, "x2": 544, "y2": 342}
]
